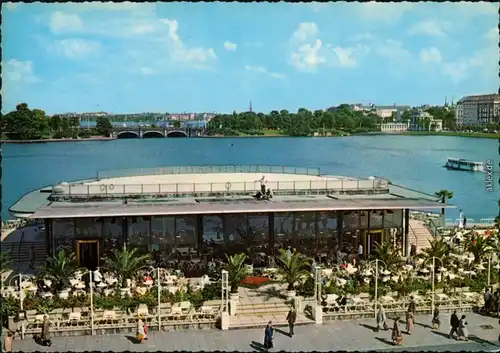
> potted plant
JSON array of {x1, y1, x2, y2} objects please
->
[
  {"x1": 225, "y1": 253, "x2": 247, "y2": 301},
  {"x1": 104, "y1": 248, "x2": 151, "y2": 296},
  {"x1": 39, "y1": 250, "x2": 80, "y2": 299},
  {"x1": 277, "y1": 248, "x2": 310, "y2": 299}
]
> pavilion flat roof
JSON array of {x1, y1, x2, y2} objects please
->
[{"x1": 30, "y1": 197, "x2": 454, "y2": 219}]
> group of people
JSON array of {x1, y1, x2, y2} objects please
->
[
  {"x1": 375, "y1": 297, "x2": 469, "y2": 346},
  {"x1": 483, "y1": 287, "x2": 500, "y2": 316},
  {"x1": 262, "y1": 307, "x2": 297, "y2": 350}
]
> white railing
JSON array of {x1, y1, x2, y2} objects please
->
[{"x1": 53, "y1": 179, "x2": 390, "y2": 197}]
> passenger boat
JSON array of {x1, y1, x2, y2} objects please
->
[{"x1": 445, "y1": 158, "x2": 484, "y2": 172}]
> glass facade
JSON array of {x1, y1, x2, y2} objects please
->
[{"x1": 48, "y1": 209, "x2": 405, "y2": 268}]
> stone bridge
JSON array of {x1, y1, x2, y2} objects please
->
[{"x1": 110, "y1": 127, "x2": 204, "y2": 139}]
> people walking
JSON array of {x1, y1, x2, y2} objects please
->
[
  {"x1": 286, "y1": 307, "x2": 297, "y2": 337},
  {"x1": 3, "y1": 331, "x2": 14, "y2": 352},
  {"x1": 484, "y1": 287, "x2": 492, "y2": 313},
  {"x1": 376, "y1": 305, "x2": 389, "y2": 331},
  {"x1": 407, "y1": 296, "x2": 416, "y2": 323},
  {"x1": 449, "y1": 310, "x2": 460, "y2": 339},
  {"x1": 405, "y1": 311, "x2": 414, "y2": 334},
  {"x1": 41, "y1": 315, "x2": 52, "y2": 346},
  {"x1": 264, "y1": 321, "x2": 274, "y2": 349},
  {"x1": 391, "y1": 317, "x2": 403, "y2": 346},
  {"x1": 458, "y1": 315, "x2": 468, "y2": 341},
  {"x1": 136, "y1": 315, "x2": 145, "y2": 343},
  {"x1": 432, "y1": 305, "x2": 441, "y2": 330},
  {"x1": 29, "y1": 244, "x2": 35, "y2": 269}
]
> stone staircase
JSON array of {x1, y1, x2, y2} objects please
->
[
  {"x1": 1, "y1": 240, "x2": 46, "y2": 264},
  {"x1": 229, "y1": 301, "x2": 315, "y2": 329},
  {"x1": 409, "y1": 219, "x2": 433, "y2": 252}
]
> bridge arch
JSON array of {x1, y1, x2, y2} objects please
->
[
  {"x1": 167, "y1": 130, "x2": 188, "y2": 138},
  {"x1": 143, "y1": 131, "x2": 165, "y2": 138},
  {"x1": 116, "y1": 131, "x2": 140, "y2": 139}
]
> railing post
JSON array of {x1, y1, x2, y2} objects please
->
[
  {"x1": 123, "y1": 185, "x2": 125, "y2": 194},
  {"x1": 193, "y1": 183, "x2": 196, "y2": 192},
  {"x1": 293, "y1": 181, "x2": 296, "y2": 191},
  {"x1": 310, "y1": 180, "x2": 312, "y2": 191},
  {"x1": 158, "y1": 184, "x2": 161, "y2": 193},
  {"x1": 141, "y1": 184, "x2": 144, "y2": 194},
  {"x1": 87, "y1": 185, "x2": 90, "y2": 195}
]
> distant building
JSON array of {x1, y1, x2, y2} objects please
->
[
  {"x1": 380, "y1": 122, "x2": 409, "y2": 133},
  {"x1": 350, "y1": 104, "x2": 410, "y2": 120},
  {"x1": 409, "y1": 108, "x2": 443, "y2": 131},
  {"x1": 455, "y1": 94, "x2": 500, "y2": 126}
]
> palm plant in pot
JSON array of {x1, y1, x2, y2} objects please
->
[
  {"x1": 39, "y1": 250, "x2": 80, "y2": 299},
  {"x1": 225, "y1": 253, "x2": 247, "y2": 300},
  {"x1": 277, "y1": 248, "x2": 310, "y2": 299},
  {"x1": 104, "y1": 248, "x2": 151, "y2": 296}
]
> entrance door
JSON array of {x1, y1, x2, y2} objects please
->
[
  {"x1": 76, "y1": 240, "x2": 99, "y2": 271},
  {"x1": 364, "y1": 230, "x2": 384, "y2": 256}
]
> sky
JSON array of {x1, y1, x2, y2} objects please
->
[{"x1": 2, "y1": 2, "x2": 499, "y2": 115}]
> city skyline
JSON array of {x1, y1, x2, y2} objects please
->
[{"x1": 2, "y1": 2, "x2": 498, "y2": 115}]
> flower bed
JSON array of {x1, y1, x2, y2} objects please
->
[{"x1": 240, "y1": 276, "x2": 274, "y2": 288}]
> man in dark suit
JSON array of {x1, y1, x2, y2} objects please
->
[
  {"x1": 286, "y1": 307, "x2": 297, "y2": 337},
  {"x1": 449, "y1": 310, "x2": 460, "y2": 339}
]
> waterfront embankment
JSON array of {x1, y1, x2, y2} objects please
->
[
  {"x1": 404, "y1": 131, "x2": 500, "y2": 139},
  {"x1": 0, "y1": 137, "x2": 116, "y2": 143}
]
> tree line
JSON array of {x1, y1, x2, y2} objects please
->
[
  {"x1": 1, "y1": 104, "x2": 113, "y2": 140},
  {"x1": 206, "y1": 105, "x2": 382, "y2": 137}
]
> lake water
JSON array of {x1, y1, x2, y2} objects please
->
[{"x1": 2, "y1": 135, "x2": 498, "y2": 222}]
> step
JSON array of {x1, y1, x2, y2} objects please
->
[{"x1": 229, "y1": 314, "x2": 314, "y2": 329}]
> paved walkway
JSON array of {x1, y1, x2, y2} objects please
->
[{"x1": 9, "y1": 313, "x2": 500, "y2": 352}]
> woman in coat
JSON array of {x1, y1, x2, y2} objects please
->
[
  {"x1": 136, "y1": 315, "x2": 146, "y2": 343},
  {"x1": 264, "y1": 321, "x2": 274, "y2": 349},
  {"x1": 432, "y1": 305, "x2": 441, "y2": 329},
  {"x1": 376, "y1": 305, "x2": 388, "y2": 331},
  {"x1": 41, "y1": 315, "x2": 52, "y2": 346},
  {"x1": 405, "y1": 311, "x2": 414, "y2": 335},
  {"x1": 458, "y1": 315, "x2": 469, "y2": 341},
  {"x1": 391, "y1": 317, "x2": 403, "y2": 346}
]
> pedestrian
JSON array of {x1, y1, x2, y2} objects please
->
[
  {"x1": 286, "y1": 306, "x2": 297, "y2": 337},
  {"x1": 463, "y1": 217, "x2": 467, "y2": 228},
  {"x1": 376, "y1": 305, "x2": 389, "y2": 331},
  {"x1": 458, "y1": 315, "x2": 468, "y2": 341},
  {"x1": 495, "y1": 289, "x2": 500, "y2": 317},
  {"x1": 449, "y1": 310, "x2": 459, "y2": 339},
  {"x1": 410, "y1": 243, "x2": 416, "y2": 257},
  {"x1": 41, "y1": 315, "x2": 52, "y2": 346},
  {"x1": 3, "y1": 331, "x2": 14, "y2": 352},
  {"x1": 407, "y1": 296, "x2": 416, "y2": 323},
  {"x1": 484, "y1": 287, "x2": 492, "y2": 313},
  {"x1": 391, "y1": 317, "x2": 403, "y2": 346},
  {"x1": 264, "y1": 321, "x2": 274, "y2": 350},
  {"x1": 136, "y1": 314, "x2": 145, "y2": 343},
  {"x1": 357, "y1": 243, "x2": 363, "y2": 262},
  {"x1": 405, "y1": 311, "x2": 414, "y2": 334},
  {"x1": 432, "y1": 305, "x2": 441, "y2": 330}
]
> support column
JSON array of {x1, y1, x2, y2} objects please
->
[
  {"x1": 122, "y1": 217, "x2": 128, "y2": 249},
  {"x1": 404, "y1": 209, "x2": 409, "y2": 257},
  {"x1": 337, "y1": 211, "x2": 344, "y2": 248},
  {"x1": 197, "y1": 215, "x2": 204, "y2": 252},
  {"x1": 366, "y1": 211, "x2": 371, "y2": 258},
  {"x1": 268, "y1": 212, "x2": 275, "y2": 256},
  {"x1": 45, "y1": 219, "x2": 53, "y2": 258}
]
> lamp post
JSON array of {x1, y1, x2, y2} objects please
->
[
  {"x1": 155, "y1": 267, "x2": 169, "y2": 332},
  {"x1": 369, "y1": 259, "x2": 388, "y2": 319},
  {"x1": 488, "y1": 255, "x2": 491, "y2": 287},
  {"x1": 86, "y1": 270, "x2": 94, "y2": 335},
  {"x1": 10, "y1": 274, "x2": 32, "y2": 339},
  {"x1": 423, "y1": 256, "x2": 444, "y2": 318}
]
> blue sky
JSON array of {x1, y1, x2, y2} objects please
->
[{"x1": 2, "y1": 2, "x2": 499, "y2": 115}]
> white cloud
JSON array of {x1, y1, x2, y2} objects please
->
[
  {"x1": 245, "y1": 65, "x2": 285, "y2": 80},
  {"x1": 4, "y1": 3, "x2": 20, "y2": 10},
  {"x1": 408, "y1": 20, "x2": 447, "y2": 37},
  {"x1": 348, "y1": 33, "x2": 376, "y2": 42},
  {"x1": 224, "y1": 41, "x2": 238, "y2": 51},
  {"x1": 375, "y1": 39, "x2": 411, "y2": 60},
  {"x1": 419, "y1": 47, "x2": 442, "y2": 64},
  {"x1": 50, "y1": 39, "x2": 101, "y2": 59},
  {"x1": 440, "y1": 47, "x2": 492, "y2": 84},
  {"x1": 139, "y1": 67, "x2": 154, "y2": 75},
  {"x1": 3, "y1": 59, "x2": 40, "y2": 83},
  {"x1": 288, "y1": 23, "x2": 365, "y2": 72},
  {"x1": 357, "y1": 2, "x2": 414, "y2": 23},
  {"x1": 161, "y1": 19, "x2": 217, "y2": 68},
  {"x1": 290, "y1": 22, "x2": 319, "y2": 44},
  {"x1": 49, "y1": 11, "x2": 84, "y2": 34},
  {"x1": 485, "y1": 27, "x2": 499, "y2": 40}
]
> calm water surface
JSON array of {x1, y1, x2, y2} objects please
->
[{"x1": 2, "y1": 136, "x2": 499, "y2": 221}]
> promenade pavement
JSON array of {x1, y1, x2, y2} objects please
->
[{"x1": 10, "y1": 313, "x2": 500, "y2": 352}]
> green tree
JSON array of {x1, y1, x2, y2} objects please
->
[
  {"x1": 95, "y1": 117, "x2": 113, "y2": 137},
  {"x1": 172, "y1": 120, "x2": 181, "y2": 129},
  {"x1": 39, "y1": 250, "x2": 81, "y2": 292},
  {"x1": 225, "y1": 253, "x2": 248, "y2": 293},
  {"x1": 434, "y1": 189, "x2": 453, "y2": 216},
  {"x1": 277, "y1": 248, "x2": 310, "y2": 291},
  {"x1": 370, "y1": 241, "x2": 403, "y2": 271},
  {"x1": 104, "y1": 248, "x2": 151, "y2": 288}
]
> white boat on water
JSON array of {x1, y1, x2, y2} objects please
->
[{"x1": 445, "y1": 158, "x2": 484, "y2": 172}]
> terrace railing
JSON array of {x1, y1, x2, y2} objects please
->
[
  {"x1": 97, "y1": 165, "x2": 321, "y2": 180},
  {"x1": 52, "y1": 178, "x2": 390, "y2": 198}
]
